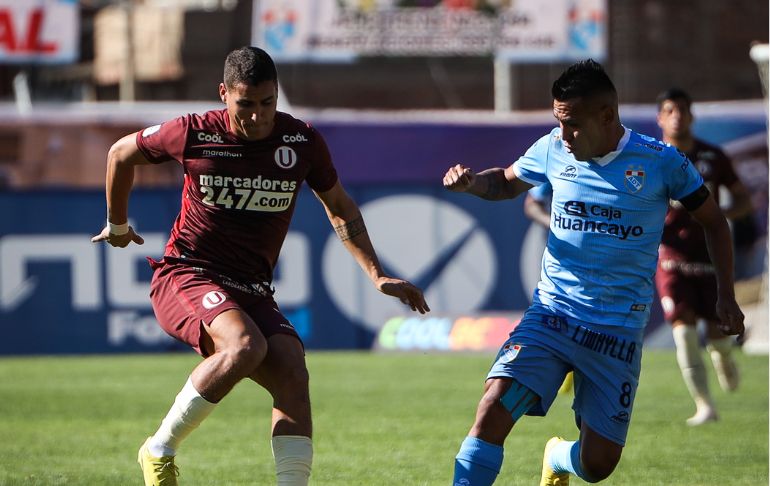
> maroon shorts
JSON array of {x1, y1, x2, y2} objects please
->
[
  {"x1": 149, "y1": 259, "x2": 301, "y2": 356},
  {"x1": 655, "y1": 266, "x2": 719, "y2": 323}
]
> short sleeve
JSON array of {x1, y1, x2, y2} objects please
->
[
  {"x1": 666, "y1": 148, "x2": 705, "y2": 201},
  {"x1": 135, "y1": 115, "x2": 188, "y2": 164},
  {"x1": 512, "y1": 133, "x2": 552, "y2": 186},
  {"x1": 528, "y1": 181, "x2": 552, "y2": 201},
  {"x1": 304, "y1": 126, "x2": 338, "y2": 192}
]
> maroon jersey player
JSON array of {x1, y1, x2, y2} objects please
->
[
  {"x1": 92, "y1": 46, "x2": 429, "y2": 486},
  {"x1": 654, "y1": 88, "x2": 752, "y2": 426}
]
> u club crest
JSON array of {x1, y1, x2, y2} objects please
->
[{"x1": 624, "y1": 165, "x2": 645, "y2": 193}]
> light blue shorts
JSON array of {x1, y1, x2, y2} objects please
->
[{"x1": 488, "y1": 305, "x2": 643, "y2": 445}]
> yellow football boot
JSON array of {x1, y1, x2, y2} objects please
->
[
  {"x1": 558, "y1": 372, "x2": 574, "y2": 395},
  {"x1": 138, "y1": 437, "x2": 179, "y2": 486},
  {"x1": 540, "y1": 437, "x2": 570, "y2": 486}
]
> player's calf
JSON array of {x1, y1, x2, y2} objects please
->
[
  {"x1": 707, "y1": 337, "x2": 740, "y2": 392},
  {"x1": 454, "y1": 379, "x2": 539, "y2": 486}
]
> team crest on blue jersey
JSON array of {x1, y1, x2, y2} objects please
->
[
  {"x1": 624, "y1": 165, "x2": 645, "y2": 193},
  {"x1": 501, "y1": 342, "x2": 522, "y2": 363}
]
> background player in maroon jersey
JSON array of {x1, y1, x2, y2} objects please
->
[
  {"x1": 655, "y1": 88, "x2": 753, "y2": 426},
  {"x1": 92, "y1": 46, "x2": 429, "y2": 486}
]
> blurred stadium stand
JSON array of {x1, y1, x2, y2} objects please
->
[
  {"x1": 0, "y1": 0, "x2": 766, "y2": 109},
  {"x1": 0, "y1": 0, "x2": 764, "y2": 189}
]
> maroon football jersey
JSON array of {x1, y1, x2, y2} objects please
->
[
  {"x1": 659, "y1": 139, "x2": 739, "y2": 264},
  {"x1": 136, "y1": 109, "x2": 338, "y2": 281}
]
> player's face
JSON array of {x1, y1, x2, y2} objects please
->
[
  {"x1": 657, "y1": 99, "x2": 692, "y2": 140},
  {"x1": 220, "y1": 80, "x2": 278, "y2": 141},
  {"x1": 553, "y1": 97, "x2": 609, "y2": 161}
]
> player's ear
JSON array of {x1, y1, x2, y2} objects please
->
[
  {"x1": 219, "y1": 83, "x2": 227, "y2": 103},
  {"x1": 599, "y1": 104, "x2": 615, "y2": 126}
]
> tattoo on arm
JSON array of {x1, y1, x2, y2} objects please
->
[
  {"x1": 334, "y1": 217, "x2": 367, "y2": 241},
  {"x1": 479, "y1": 173, "x2": 504, "y2": 200}
]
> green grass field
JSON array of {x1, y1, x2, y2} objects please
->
[{"x1": 0, "y1": 350, "x2": 766, "y2": 485}]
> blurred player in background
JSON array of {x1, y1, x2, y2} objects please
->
[
  {"x1": 443, "y1": 60, "x2": 744, "y2": 485},
  {"x1": 655, "y1": 88, "x2": 752, "y2": 426},
  {"x1": 523, "y1": 182, "x2": 553, "y2": 229},
  {"x1": 524, "y1": 182, "x2": 574, "y2": 395},
  {"x1": 92, "y1": 46, "x2": 429, "y2": 486}
]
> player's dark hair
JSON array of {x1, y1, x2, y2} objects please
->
[
  {"x1": 656, "y1": 87, "x2": 692, "y2": 111},
  {"x1": 223, "y1": 46, "x2": 278, "y2": 89},
  {"x1": 551, "y1": 59, "x2": 616, "y2": 101}
]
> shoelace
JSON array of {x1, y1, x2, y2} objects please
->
[{"x1": 155, "y1": 460, "x2": 180, "y2": 477}]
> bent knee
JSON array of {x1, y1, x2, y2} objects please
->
[
  {"x1": 224, "y1": 336, "x2": 268, "y2": 375},
  {"x1": 581, "y1": 453, "x2": 621, "y2": 482},
  {"x1": 476, "y1": 386, "x2": 508, "y2": 420}
]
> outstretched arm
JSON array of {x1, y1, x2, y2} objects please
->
[
  {"x1": 442, "y1": 164, "x2": 532, "y2": 200},
  {"x1": 315, "y1": 180, "x2": 430, "y2": 314},
  {"x1": 689, "y1": 193, "x2": 745, "y2": 336},
  {"x1": 91, "y1": 132, "x2": 151, "y2": 247}
]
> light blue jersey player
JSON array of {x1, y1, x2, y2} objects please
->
[
  {"x1": 442, "y1": 60, "x2": 745, "y2": 486},
  {"x1": 518, "y1": 126, "x2": 700, "y2": 329}
]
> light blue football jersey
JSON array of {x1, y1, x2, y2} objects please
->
[
  {"x1": 513, "y1": 127, "x2": 704, "y2": 328},
  {"x1": 527, "y1": 180, "x2": 553, "y2": 204}
]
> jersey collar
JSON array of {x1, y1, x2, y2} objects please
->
[{"x1": 592, "y1": 127, "x2": 631, "y2": 167}]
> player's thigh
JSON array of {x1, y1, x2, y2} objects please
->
[
  {"x1": 151, "y1": 262, "x2": 250, "y2": 356},
  {"x1": 572, "y1": 323, "x2": 643, "y2": 447},
  {"x1": 203, "y1": 276, "x2": 303, "y2": 353},
  {"x1": 487, "y1": 310, "x2": 572, "y2": 416},
  {"x1": 202, "y1": 308, "x2": 268, "y2": 361},
  {"x1": 656, "y1": 269, "x2": 698, "y2": 323}
]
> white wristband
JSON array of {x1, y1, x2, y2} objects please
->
[{"x1": 108, "y1": 221, "x2": 129, "y2": 236}]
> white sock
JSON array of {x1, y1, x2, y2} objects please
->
[
  {"x1": 148, "y1": 377, "x2": 217, "y2": 457},
  {"x1": 673, "y1": 325, "x2": 714, "y2": 410},
  {"x1": 706, "y1": 336, "x2": 734, "y2": 356},
  {"x1": 707, "y1": 336, "x2": 739, "y2": 391},
  {"x1": 271, "y1": 435, "x2": 313, "y2": 486}
]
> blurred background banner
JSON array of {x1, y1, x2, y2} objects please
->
[
  {"x1": 0, "y1": 0, "x2": 79, "y2": 64},
  {"x1": 0, "y1": 0, "x2": 765, "y2": 356},
  {"x1": 0, "y1": 104, "x2": 765, "y2": 355},
  {"x1": 93, "y1": 4, "x2": 184, "y2": 84},
  {"x1": 253, "y1": 0, "x2": 607, "y2": 62},
  {"x1": 0, "y1": 184, "x2": 528, "y2": 354}
]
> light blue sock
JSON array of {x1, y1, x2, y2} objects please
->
[
  {"x1": 549, "y1": 439, "x2": 589, "y2": 480},
  {"x1": 453, "y1": 436, "x2": 503, "y2": 486}
]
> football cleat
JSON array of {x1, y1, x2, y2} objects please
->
[
  {"x1": 540, "y1": 437, "x2": 570, "y2": 486},
  {"x1": 558, "y1": 372, "x2": 574, "y2": 395},
  {"x1": 138, "y1": 437, "x2": 179, "y2": 486}
]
